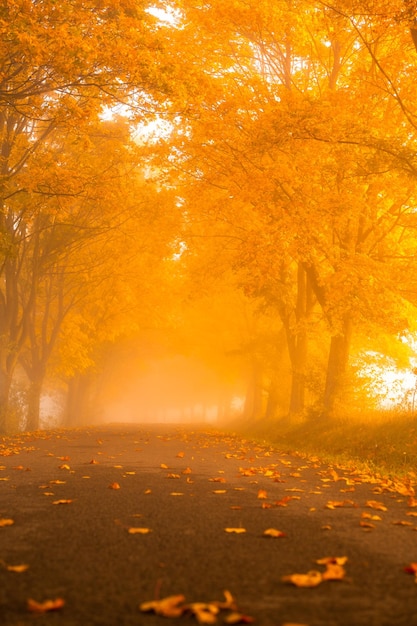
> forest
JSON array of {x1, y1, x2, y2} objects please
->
[{"x1": 1, "y1": 0, "x2": 417, "y2": 434}]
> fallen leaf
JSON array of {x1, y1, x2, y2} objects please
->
[
  {"x1": 27, "y1": 598, "x2": 65, "y2": 613},
  {"x1": 225, "y1": 528, "x2": 246, "y2": 534},
  {"x1": 50, "y1": 480, "x2": 66, "y2": 485},
  {"x1": 212, "y1": 590, "x2": 237, "y2": 611},
  {"x1": 225, "y1": 612, "x2": 255, "y2": 624},
  {"x1": 6, "y1": 564, "x2": 29, "y2": 573},
  {"x1": 282, "y1": 570, "x2": 322, "y2": 588},
  {"x1": 128, "y1": 527, "x2": 152, "y2": 534},
  {"x1": 316, "y1": 556, "x2": 348, "y2": 566},
  {"x1": 52, "y1": 499, "x2": 73, "y2": 505},
  {"x1": 321, "y1": 563, "x2": 346, "y2": 581},
  {"x1": 160, "y1": 463, "x2": 169, "y2": 469},
  {"x1": 366, "y1": 500, "x2": 387, "y2": 512},
  {"x1": 0, "y1": 518, "x2": 14, "y2": 527},
  {"x1": 176, "y1": 451, "x2": 185, "y2": 458},
  {"x1": 213, "y1": 490, "x2": 227, "y2": 494},
  {"x1": 257, "y1": 489, "x2": 268, "y2": 499},
  {"x1": 360, "y1": 521, "x2": 375, "y2": 529},
  {"x1": 326, "y1": 500, "x2": 356, "y2": 509},
  {"x1": 59, "y1": 464, "x2": 71, "y2": 470},
  {"x1": 166, "y1": 473, "x2": 181, "y2": 479},
  {"x1": 263, "y1": 528, "x2": 286, "y2": 538},
  {"x1": 140, "y1": 594, "x2": 186, "y2": 618},
  {"x1": 108, "y1": 482, "x2": 120, "y2": 490},
  {"x1": 182, "y1": 467, "x2": 192, "y2": 474},
  {"x1": 187, "y1": 601, "x2": 219, "y2": 624},
  {"x1": 361, "y1": 512, "x2": 382, "y2": 521},
  {"x1": 392, "y1": 520, "x2": 413, "y2": 526}
]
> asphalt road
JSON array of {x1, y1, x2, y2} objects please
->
[{"x1": 0, "y1": 423, "x2": 417, "y2": 626}]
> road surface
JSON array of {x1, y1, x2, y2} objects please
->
[{"x1": 0, "y1": 423, "x2": 416, "y2": 626}]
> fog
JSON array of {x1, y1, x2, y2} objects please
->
[{"x1": 98, "y1": 354, "x2": 243, "y2": 426}]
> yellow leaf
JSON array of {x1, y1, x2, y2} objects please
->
[
  {"x1": 27, "y1": 598, "x2": 65, "y2": 613},
  {"x1": 225, "y1": 528, "x2": 246, "y2": 534},
  {"x1": 128, "y1": 527, "x2": 152, "y2": 534},
  {"x1": 166, "y1": 473, "x2": 181, "y2": 479},
  {"x1": 140, "y1": 594, "x2": 186, "y2": 618},
  {"x1": 366, "y1": 500, "x2": 387, "y2": 512},
  {"x1": 213, "y1": 489, "x2": 227, "y2": 494},
  {"x1": 316, "y1": 556, "x2": 348, "y2": 566},
  {"x1": 52, "y1": 499, "x2": 73, "y2": 505},
  {"x1": 160, "y1": 463, "x2": 169, "y2": 469},
  {"x1": 282, "y1": 570, "x2": 322, "y2": 587},
  {"x1": 326, "y1": 500, "x2": 356, "y2": 509},
  {"x1": 257, "y1": 489, "x2": 268, "y2": 499},
  {"x1": 176, "y1": 451, "x2": 185, "y2": 458},
  {"x1": 263, "y1": 528, "x2": 286, "y2": 538},
  {"x1": 188, "y1": 602, "x2": 219, "y2": 624},
  {"x1": 59, "y1": 464, "x2": 71, "y2": 470}
]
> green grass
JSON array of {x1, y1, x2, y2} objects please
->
[{"x1": 233, "y1": 412, "x2": 417, "y2": 480}]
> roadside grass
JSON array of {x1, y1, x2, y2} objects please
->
[{"x1": 234, "y1": 411, "x2": 417, "y2": 480}]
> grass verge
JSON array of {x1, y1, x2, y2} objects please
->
[{"x1": 232, "y1": 412, "x2": 417, "y2": 480}]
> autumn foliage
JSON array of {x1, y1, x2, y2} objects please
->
[{"x1": 1, "y1": 0, "x2": 417, "y2": 431}]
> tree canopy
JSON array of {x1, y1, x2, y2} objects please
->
[{"x1": 1, "y1": 0, "x2": 417, "y2": 432}]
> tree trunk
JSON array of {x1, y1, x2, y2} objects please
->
[
  {"x1": 323, "y1": 315, "x2": 353, "y2": 416},
  {"x1": 26, "y1": 378, "x2": 43, "y2": 432},
  {"x1": 284, "y1": 264, "x2": 312, "y2": 416},
  {"x1": 0, "y1": 368, "x2": 12, "y2": 433},
  {"x1": 264, "y1": 373, "x2": 280, "y2": 419},
  {"x1": 243, "y1": 357, "x2": 263, "y2": 420}
]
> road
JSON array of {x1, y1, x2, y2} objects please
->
[{"x1": 0, "y1": 423, "x2": 416, "y2": 626}]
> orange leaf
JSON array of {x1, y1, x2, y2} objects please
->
[
  {"x1": 0, "y1": 518, "x2": 14, "y2": 527},
  {"x1": 225, "y1": 612, "x2": 255, "y2": 624},
  {"x1": 282, "y1": 570, "x2": 322, "y2": 587},
  {"x1": 257, "y1": 489, "x2": 268, "y2": 499},
  {"x1": 6, "y1": 564, "x2": 29, "y2": 573},
  {"x1": 140, "y1": 594, "x2": 186, "y2": 618},
  {"x1": 176, "y1": 452, "x2": 185, "y2": 458},
  {"x1": 224, "y1": 528, "x2": 246, "y2": 534},
  {"x1": 326, "y1": 500, "x2": 356, "y2": 509},
  {"x1": 52, "y1": 499, "x2": 73, "y2": 505},
  {"x1": 128, "y1": 527, "x2": 152, "y2": 534},
  {"x1": 166, "y1": 473, "x2": 181, "y2": 479},
  {"x1": 366, "y1": 500, "x2": 387, "y2": 511},
  {"x1": 263, "y1": 528, "x2": 286, "y2": 538},
  {"x1": 108, "y1": 482, "x2": 120, "y2": 490},
  {"x1": 27, "y1": 598, "x2": 65, "y2": 613}
]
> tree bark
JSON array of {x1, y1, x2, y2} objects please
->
[
  {"x1": 243, "y1": 356, "x2": 263, "y2": 420},
  {"x1": 26, "y1": 378, "x2": 43, "y2": 432},
  {"x1": 323, "y1": 315, "x2": 353, "y2": 416},
  {"x1": 283, "y1": 264, "x2": 312, "y2": 416},
  {"x1": 0, "y1": 368, "x2": 12, "y2": 433}
]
